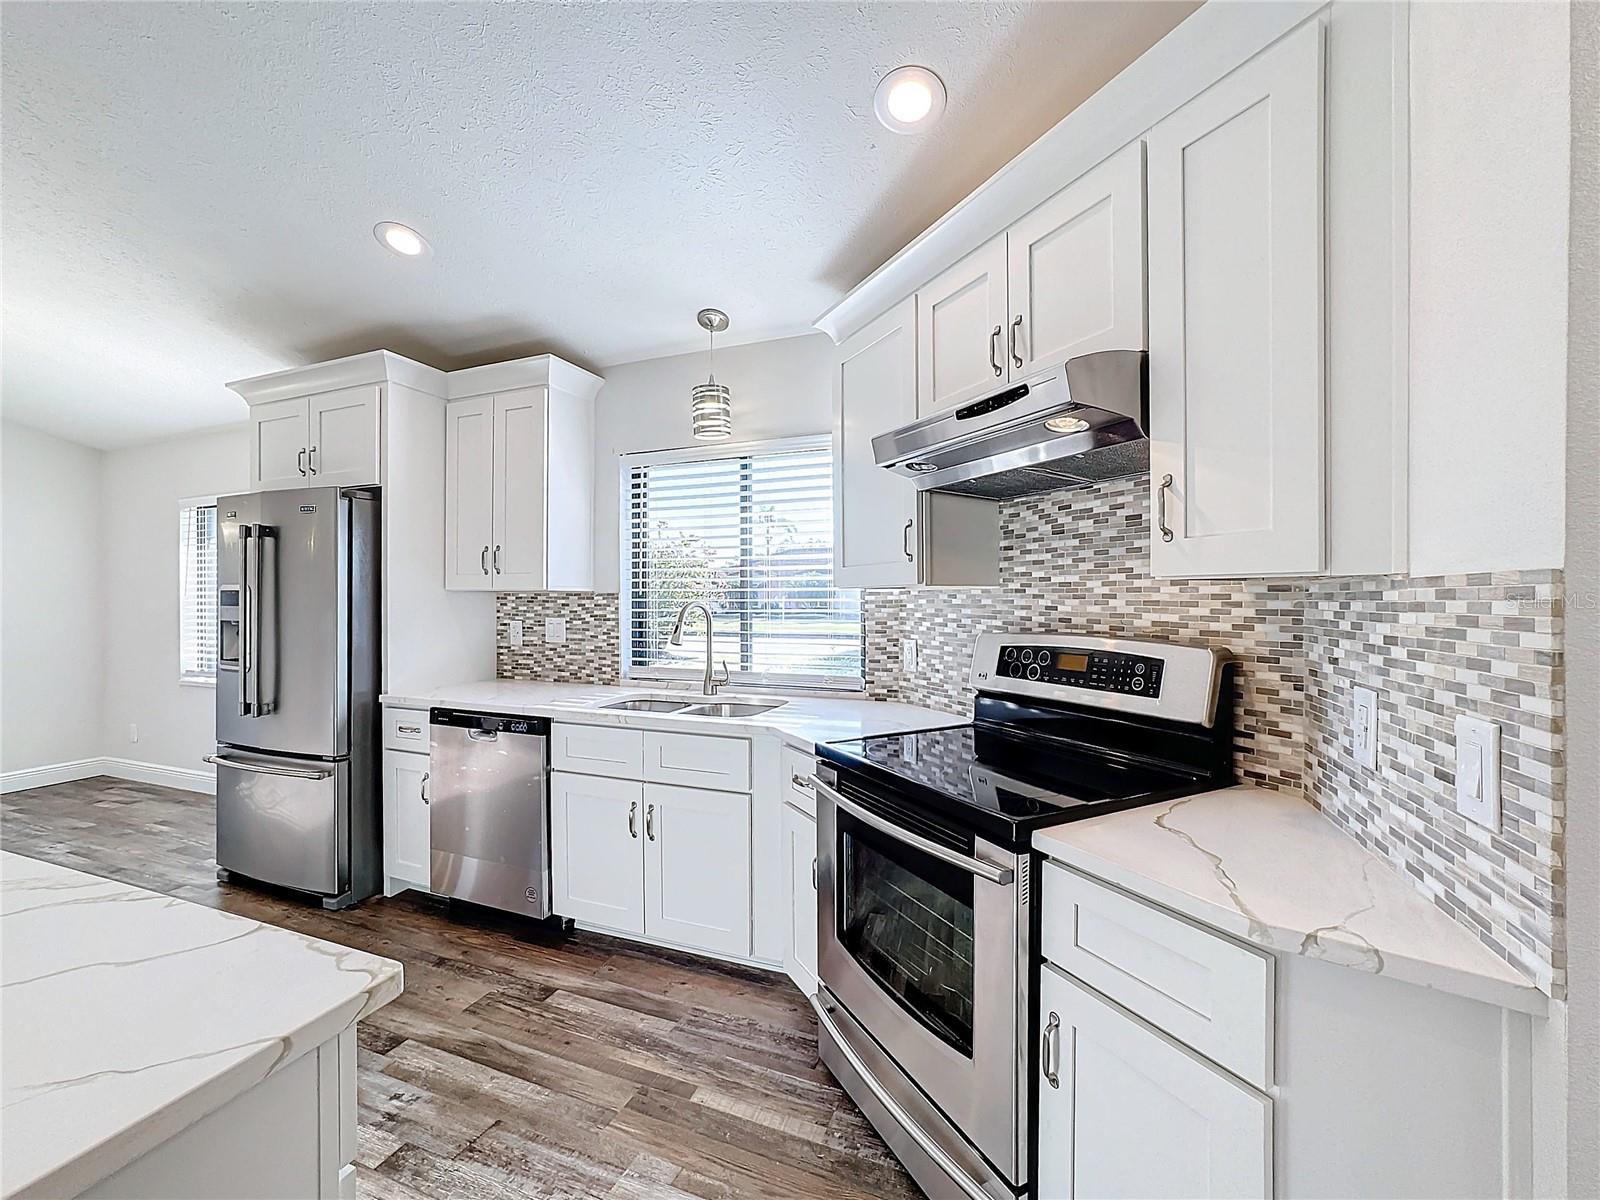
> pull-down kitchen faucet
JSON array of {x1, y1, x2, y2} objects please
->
[{"x1": 668, "y1": 601, "x2": 729, "y2": 696}]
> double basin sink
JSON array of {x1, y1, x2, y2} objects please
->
[{"x1": 599, "y1": 697, "x2": 784, "y2": 719}]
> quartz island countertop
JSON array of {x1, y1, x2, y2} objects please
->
[
  {"x1": 379, "y1": 680, "x2": 961, "y2": 751},
  {"x1": 0, "y1": 852, "x2": 403, "y2": 1200},
  {"x1": 1033, "y1": 786, "x2": 1546, "y2": 1016}
]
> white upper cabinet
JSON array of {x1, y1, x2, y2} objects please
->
[
  {"x1": 1008, "y1": 141, "x2": 1147, "y2": 376},
  {"x1": 1147, "y1": 20, "x2": 1326, "y2": 578},
  {"x1": 306, "y1": 386, "x2": 381, "y2": 488},
  {"x1": 443, "y1": 396, "x2": 495, "y2": 590},
  {"x1": 833, "y1": 298, "x2": 921, "y2": 588},
  {"x1": 916, "y1": 235, "x2": 1009, "y2": 416},
  {"x1": 245, "y1": 386, "x2": 379, "y2": 492},
  {"x1": 443, "y1": 356, "x2": 601, "y2": 593}
]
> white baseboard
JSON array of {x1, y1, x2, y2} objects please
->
[{"x1": 1, "y1": 757, "x2": 215, "y2": 796}]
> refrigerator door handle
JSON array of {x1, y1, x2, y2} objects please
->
[
  {"x1": 254, "y1": 526, "x2": 277, "y2": 715},
  {"x1": 206, "y1": 754, "x2": 335, "y2": 781},
  {"x1": 238, "y1": 525, "x2": 254, "y2": 717}
]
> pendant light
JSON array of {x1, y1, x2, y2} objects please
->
[{"x1": 691, "y1": 308, "x2": 733, "y2": 441}]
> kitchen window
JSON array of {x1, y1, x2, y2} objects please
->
[
  {"x1": 179, "y1": 500, "x2": 218, "y2": 684},
  {"x1": 623, "y1": 437, "x2": 863, "y2": 689}
]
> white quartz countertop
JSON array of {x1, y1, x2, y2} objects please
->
[
  {"x1": 0, "y1": 852, "x2": 403, "y2": 1200},
  {"x1": 380, "y1": 680, "x2": 961, "y2": 751},
  {"x1": 1033, "y1": 787, "x2": 1546, "y2": 1015}
]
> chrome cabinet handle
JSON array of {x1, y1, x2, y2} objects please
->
[
  {"x1": 811, "y1": 857, "x2": 818, "y2": 890},
  {"x1": 645, "y1": 803, "x2": 656, "y2": 841},
  {"x1": 297, "y1": 447, "x2": 307, "y2": 477},
  {"x1": 308, "y1": 444, "x2": 318, "y2": 475},
  {"x1": 1157, "y1": 474, "x2": 1175, "y2": 543},
  {"x1": 397, "y1": 724, "x2": 421, "y2": 736},
  {"x1": 902, "y1": 518, "x2": 914, "y2": 563},
  {"x1": 628, "y1": 801, "x2": 638, "y2": 839},
  {"x1": 807, "y1": 775, "x2": 1014, "y2": 885},
  {"x1": 989, "y1": 325, "x2": 1003, "y2": 376},
  {"x1": 1042, "y1": 1011, "x2": 1061, "y2": 1089},
  {"x1": 791, "y1": 773, "x2": 813, "y2": 793},
  {"x1": 480, "y1": 545, "x2": 490, "y2": 575},
  {"x1": 493, "y1": 545, "x2": 502, "y2": 574},
  {"x1": 420, "y1": 772, "x2": 429, "y2": 804},
  {"x1": 1010, "y1": 315, "x2": 1024, "y2": 368}
]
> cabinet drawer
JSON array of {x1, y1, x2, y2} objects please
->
[
  {"x1": 644, "y1": 731, "x2": 750, "y2": 792},
  {"x1": 779, "y1": 745, "x2": 818, "y2": 818},
  {"x1": 383, "y1": 708, "x2": 429, "y2": 753},
  {"x1": 1041, "y1": 860, "x2": 1273, "y2": 1088},
  {"x1": 552, "y1": 724, "x2": 645, "y2": 778}
]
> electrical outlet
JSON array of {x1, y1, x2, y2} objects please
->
[
  {"x1": 1351, "y1": 686, "x2": 1378, "y2": 770},
  {"x1": 545, "y1": 617, "x2": 567, "y2": 645},
  {"x1": 127, "y1": 723, "x2": 138, "y2": 744},
  {"x1": 508, "y1": 620, "x2": 524, "y2": 649},
  {"x1": 901, "y1": 638, "x2": 918, "y2": 674},
  {"x1": 1454, "y1": 714, "x2": 1502, "y2": 831}
]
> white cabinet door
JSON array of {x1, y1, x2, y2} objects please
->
[
  {"x1": 382, "y1": 748, "x2": 431, "y2": 895},
  {"x1": 833, "y1": 297, "x2": 920, "y2": 588},
  {"x1": 444, "y1": 397, "x2": 495, "y2": 591},
  {"x1": 1147, "y1": 20, "x2": 1326, "y2": 578},
  {"x1": 916, "y1": 234, "x2": 1008, "y2": 415},
  {"x1": 1038, "y1": 965, "x2": 1271, "y2": 1200},
  {"x1": 782, "y1": 801, "x2": 818, "y2": 995},
  {"x1": 550, "y1": 772, "x2": 645, "y2": 934},
  {"x1": 491, "y1": 388, "x2": 548, "y2": 591},
  {"x1": 251, "y1": 397, "x2": 310, "y2": 492},
  {"x1": 643, "y1": 783, "x2": 751, "y2": 958},
  {"x1": 1008, "y1": 140, "x2": 1147, "y2": 375},
  {"x1": 307, "y1": 385, "x2": 380, "y2": 488}
]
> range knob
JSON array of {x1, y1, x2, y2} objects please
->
[
  {"x1": 1026, "y1": 664, "x2": 1042, "y2": 681},
  {"x1": 1006, "y1": 663, "x2": 1023, "y2": 678}
]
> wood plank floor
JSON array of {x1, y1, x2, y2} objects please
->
[{"x1": 2, "y1": 777, "x2": 919, "y2": 1200}]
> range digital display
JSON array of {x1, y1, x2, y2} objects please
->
[{"x1": 1055, "y1": 652, "x2": 1090, "y2": 673}]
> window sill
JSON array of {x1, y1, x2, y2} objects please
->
[
  {"x1": 622, "y1": 674, "x2": 866, "y2": 699},
  {"x1": 179, "y1": 677, "x2": 216, "y2": 689}
]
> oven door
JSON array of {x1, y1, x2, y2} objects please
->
[{"x1": 814, "y1": 765, "x2": 1028, "y2": 1184}]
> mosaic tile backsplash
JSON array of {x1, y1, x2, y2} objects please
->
[{"x1": 494, "y1": 476, "x2": 1565, "y2": 992}]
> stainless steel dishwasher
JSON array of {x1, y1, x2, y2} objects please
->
[{"x1": 429, "y1": 708, "x2": 551, "y2": 918}]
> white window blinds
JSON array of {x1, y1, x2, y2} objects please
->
[
  {"x1": 624, "y1": 440, "x2": 863, "y2": 689},
  {"x1": 179, "y1": 503, "x2": 218, "y2": 682}
]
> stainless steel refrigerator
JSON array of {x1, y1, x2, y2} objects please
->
[{"x1": 210, "y1": 487, "x2": 382, "y2": 909}]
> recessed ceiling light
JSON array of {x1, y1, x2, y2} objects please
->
[
  {"x1": 374, "y1": 221, "x2": 429, "y2": 257},
  {"x1": 874, "y1": 65, "x2": 947, "y2": 134}
]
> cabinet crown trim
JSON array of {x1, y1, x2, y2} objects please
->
[
  {"x1": 228, "y1": 350, "x2": 446, "y2": 405},
  {"x1": 446, "y1": 355, "x2": 604, "y2": 403}
]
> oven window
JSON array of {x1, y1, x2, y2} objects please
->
[{"x1": 839, "y1": 816, "x2": 975, "y2": 1056}]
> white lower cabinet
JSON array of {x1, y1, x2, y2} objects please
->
[
  {"x1": 550, "y1": 772, "x2": 646, "y2": 935},
  {"x1": 643, "y1": 783, "x2": 751, "y2": 958},
  {"x1": 1037, "y1": 964, "x2": 1271, "y2": 1200},
  {"x1": 381, "y1": 748, "x2": 431, "y2": 896},
  {"x1": 782, "y1": 800, "x2": 818, "y2": 995}
]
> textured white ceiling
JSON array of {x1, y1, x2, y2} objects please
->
[{"x1": 1, "y1": 1, "x2": 1196, "y2": 448}]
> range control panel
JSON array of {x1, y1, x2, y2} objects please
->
[{"x1": 997, "y1": 644, "x2": 1164, "y2": 698}]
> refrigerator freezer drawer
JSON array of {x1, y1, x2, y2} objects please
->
[{"x1": 215, "y1": 750, "x2": 347, "y2": 897}]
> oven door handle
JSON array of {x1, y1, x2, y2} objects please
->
[
  {"x1": 806, "y1": 775, "x2": 1014, "y2": 886},
  {"x1": 814, "y1": 995, "x2": 999, "y2": 1200}
]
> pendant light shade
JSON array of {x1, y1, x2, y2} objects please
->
[{"x1": 691, "y1": 308, "x2": 733, "y2": 441}]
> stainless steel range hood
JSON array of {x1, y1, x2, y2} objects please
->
[{"x1": 872, "y1": 350, "x2": 1148, "y2": 500}]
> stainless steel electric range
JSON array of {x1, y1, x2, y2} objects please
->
[{"x1": 808, "y1": 633, "x2": 1234, "y2": 1200}]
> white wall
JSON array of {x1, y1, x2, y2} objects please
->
[
  {"x1": 99, "y1": 426, "x2": 248, "y2": 780},
  {"x1": 1408, "y1": 1, "x2": 1570, "y2": 575},
  {"x1": 1, "y1": 421, "x2": 104, "y2": 778},
  {"x1": 590, "y1": 332, "x2": 834, "y2": 592}
]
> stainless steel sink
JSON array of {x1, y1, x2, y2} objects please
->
[
  {"x1": 680, "y1": 701, "x2": 784, "y2": 718},
  {"x1": 600, "y1": 698, "x2": 692, "y2": 713}
]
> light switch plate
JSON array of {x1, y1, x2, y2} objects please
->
[
  {"x1": 901, "y1": 638, "x2": 918, "y2": 674},
  {"x1": 508, "y1": 619, "x2": 524, "y2": 649},
  {"x1": 1351, "y1": 686, "x2": 1378, "y2": 770},
  {"x1": 1453, "y1": 714, "x2": 1501, "y2": 831},
  {"x1": 544, "y1": 617, "x2": 567, "y2": 645}
]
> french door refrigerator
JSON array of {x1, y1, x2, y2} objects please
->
[{"x1": 210, "y1": 486, "x2": 382, "y2": 909}]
